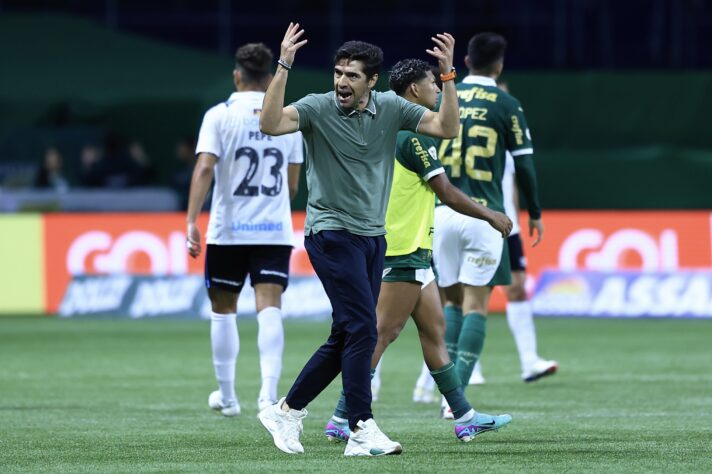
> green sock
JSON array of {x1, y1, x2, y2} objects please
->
[
  {"x1": 455, "y1": 312, "x2": 486, "y2": 387},
  {"x1": 444, "y1": 305, "x2": 463, "y2": 364},
  {"x1": 431, "y1": 362, "x2": 472, "y2": 420},
  {"x1": 333, "y1": 368, "x2": 376, "y2": 420}
]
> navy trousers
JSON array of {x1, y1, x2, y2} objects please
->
[{"x1": 285, "y1": 230, "x2": 385, "y2": 430}]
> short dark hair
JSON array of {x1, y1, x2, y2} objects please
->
[
  {"x1": 389, "y1": 59, "x2": 432, "y2": 96},
  {"x1": 235, "y1": 43, "x2": 273, "y2": 83},
  {"x1": 467, "y1": 33, "x2": 507, "y2": 73},
  {"x1": 334, "y1": 41, "x2": 383, "y2": 79}
]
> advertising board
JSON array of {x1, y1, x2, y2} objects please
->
[{"x1": 31, "y1": 210, "x2": 712, "y2": 318}]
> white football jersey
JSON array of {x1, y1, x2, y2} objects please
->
[
  {"x1": 502, "y1": 151, "x2": 521, "y2": 236},
  {"x1": 196, "y1": 92, "x2": 304, "y2": 246}
]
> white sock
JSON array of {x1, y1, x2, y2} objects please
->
[
  {"x1": 257, "y1": 306, "x2": 284, "y2": 402},
  {"x1": 415, "y1": 361, "x2": 435, "y2": 391},
  {"x1": 372, "y1": 358, "x2": 383, "y2": 392},
  {"x1": 506, "y1": 301, "x2": 539, "y2": 370},
  {"x1": 455, "y1": 408, "x2": 476, "y2": 424},
  {"x1": 211, "y1": 311, "x2": 238, "y2": 404}
]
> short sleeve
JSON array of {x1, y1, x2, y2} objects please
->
[
  {"x1": 291, "y1": 94, "x2": 323, "y2": 132},
  {"x1": 396, "y1": 94, "x2": 428, "y2": 132},
  {"x1": 399, "y1": 134, "x2": 444, "y2": 182},
  {"x1": 288, "y1": 131, "x2": 304, "y2": 165},
  {"x1": 195, "y1": 105, "x2": 224, "y2": 159},
  {"x1": 506, "y1": 100, "x2": 534, "y2": 157}
]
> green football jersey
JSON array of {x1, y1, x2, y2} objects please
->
[{"x1": 438, "y1": 76, "x2": 533, "y2": 213}]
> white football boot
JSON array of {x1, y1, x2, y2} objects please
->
[
  {"x1": 208, "y1": 390, "x2": 241, "y2": 417},
  {"x1": 522, "y1": 359, "x2": 558, "y2": 383}
]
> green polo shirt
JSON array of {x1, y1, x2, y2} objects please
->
[{"x1": 292, "y1": 90, "x2": 427, "y2": 236}]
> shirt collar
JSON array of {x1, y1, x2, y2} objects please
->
[
  {"x1": 461, "y1": 75, "x2": 498, "y2": 87},
  {"x1": 333, "y1": 90, "x2": 377, "y2": 116},
  {"x1": 228, "y1": 91, "x2": 263, "y2": 99}
]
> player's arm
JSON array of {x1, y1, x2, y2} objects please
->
[
  {"x1": 288, "y1": 164, "x2": 301, "y2": 200},
  {"x1": 260, "y1": 23, "x2": 308, "y2": 136},
  {"x1": 511, "y1": 172, "x2": 520, "y2": 210},
  {"x1": 507, "y1": 99, "x2": 543, "y2": 246},
  {"x1": 185, "y1": 152, "x2": 217, "y2": 258},
  {"x1": 513, "y1": 154, "x2": 544, "y2": 246},
  {"x1": 428, "y1": 173, "x2": 512, "y2": 238},
  {"x1": 416, "y1": 33, "x2": 459, "y2": 139}
]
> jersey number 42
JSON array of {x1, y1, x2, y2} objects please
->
[{"x1": 438, "y1": 124, "x2": 497, "y2": 182}]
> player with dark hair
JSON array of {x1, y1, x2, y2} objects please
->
[
  {"x1": 415, "y1": 81, "x2": 558, "y2": 398},
  {"x1": 434, "y1": 32, "x2": 545, "y2": 417},
  {"x1": 323, "y1": 58, "x2": 513, "y2": 445},
  {"x1": 257, "y1": 23, "x2": 460, "y2": 456},
  {"x1": 185, "y1": 42, "x2": 303, "y2": 417},
  {"x1": 466, "y1": 81, "x2": 557, "y2": 385}
]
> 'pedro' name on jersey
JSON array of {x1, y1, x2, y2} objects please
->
[{"x1": 196, "y1": 91, "x2": 304, "y2": 245}]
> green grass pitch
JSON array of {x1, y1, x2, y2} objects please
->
[{"x1": 1, "y1": 316, "x2": 710, "y2": 472}]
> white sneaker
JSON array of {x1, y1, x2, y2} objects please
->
[
  {"x1": 208, "y1": 390, "x2": 241, "y2": 417},
  {"x1": 257, "y1": 397, "x2": 307, "y2": 454},
  {"x1": 343, "y1": 419, "x2": 402, "y2": 456},
  {"x1": 258, "y1": 397, "x2": 276, "y2": 412},
  {"x1": 522, "y1": 359, "x2": 558, "y2": 383},
  {"x1": 412, "y1": 386, "x2": 436, "y2": 403}
]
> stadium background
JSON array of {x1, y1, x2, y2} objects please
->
[
  {"x1": 1, "y1": 2, "x2": 711, "y2": 472},
  {"x1": 2, "y1": 0, "x2": 711, "y2": 316}
]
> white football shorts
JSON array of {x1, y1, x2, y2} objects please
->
[{"x1": 433, "y1": 205, "x2": 504, "y2": 287}]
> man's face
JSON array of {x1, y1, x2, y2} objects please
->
[
  {"x1": 415, "y1": 71, "x2": 440, "y2": 110},
  {"x1": 333, "y1": 59, "x2": 375, "y2": 110}
]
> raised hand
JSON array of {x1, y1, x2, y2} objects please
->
[
  {"x1": 280, "y1": 22, "x2": 308, "y2": 66},
  {"x1": 426, "y1": 32, "x2": 455, "y2": 74}
]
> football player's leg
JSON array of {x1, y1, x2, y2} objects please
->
[
  {"x1": 250, "y1": 246, "x2": 292, "y2": 410},
  {"x1": 413, "y1": 361, "x2": 436, "y2": 403},
  {"x1": 455, "y1": 219, "x2": 504, "y2": 387},
  {"x1": 433, "y1": 206, "x2": 464, "y2": 364},
  {"x1": 442, "y1": 284, "x2": 463, "y2": 364},
  {"x1": 505, "y1": 269, "x2": 537, "y2": 371},
  {"x1": 371, "y1": 358, "x2": 382, "y2": 402},
  {"x1": 468, "y1": 360, "x2": 486, "y2": 385},
  {"x1": 456, "y1": 285, "x2": 492, "y2": 387},
  {"x1": 205, "y1": 244, "x2": 246, "y2": 416},
  {"x1": 505, "y1": 269, "x2": 558, "y2": 382},
  {"x1": 373, "y1": 280, "x2": 421, "y2": 364},
  {"x1": 411, "y1": 281, "x2": 512, "y2": 440},
  {"x1": 207, "y1": 286, "x2": 241, "y2": 416},
  {"x1": 254, "y1": 282, "x2": 285, "y2": 410},
  {"x1": 412, "y1": 281, "x2": 471, "y2": 419}
]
